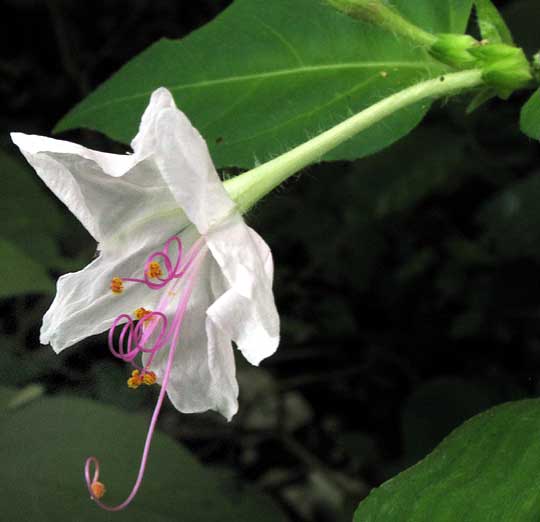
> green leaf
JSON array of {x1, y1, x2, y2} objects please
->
[
  {"x1": 0, "y1": 335, "x2": 64, "y2": 385},
  {"x1": 474, "y1": 0, "x2": 514, "y2": 44},
  {"x1": 520, "y1": 88, "x2": 540, "y2": 139},
  {"x1": 396, "y1": 0, "x2": 473, "y2": 34},
  {"x1": 0, "y1": 394, "x2": 286, "y2": 522},
  {"x1": 0, "y1": 150, "x2": 67, "y2": 267},
  {"x1": 0, "y1": 386, "x2": 20, "y2": 412},
  {"x1": 400, "y1": 377, "x2": 521, "y2": 464},
  {"x1": 0, "y1": 238, "x2": 53, "y2": 297},
  {"x1": 365, "y1": 127, "x2": 467, "y2": 217},
  {"x1": 354, "y1": 399, "x2": 540, "y2": 521},
  {"x1": 466, "y1": 87, "x2": 496, "y2": 113},
  {"x1": 54, "y1": 0, "x2": 474, "y2": 168},
  {"x1": 5, "y1": 384, "x2": 45, "y2": 411}
]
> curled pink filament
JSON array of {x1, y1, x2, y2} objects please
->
[
  {"x1": 108, "y1": 311, "x2": 168, "y2": 366},
  {"x1": 84, "y1": 235, "x2": 207, "y2": 511},
  {"x1": 121, "y1": 236, "x2": 202, "y2": 290}
]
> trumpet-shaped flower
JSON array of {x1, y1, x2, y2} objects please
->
[{"x1": 11, "y1": 87, "x2": 279, "y2": 510}]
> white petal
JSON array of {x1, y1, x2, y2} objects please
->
[
  {"x1": 153, "y1": 107, "x2": 235, "y2": 234},
  {"x1": 43, "y1": 244, "x2": 164, "y2": 352},
  {"x1": 130, "y1": 87, "x2": 177, "y2": 159},
  {"x1": 143, "y1": 253, "x2": 239, "y2": 420},
  {"x1": 42, "y1": 215, "x2": 195, "y2": 352},
  {"x1": 206, "y1": 320, "x2": 239, "y2": 421},
  {"x1": 207, "y1": 217, "x2": 280, "y2": 366},
  {"x1": 11, "y1": 132, "x2": 183, "y2": 250},
  {"x1": 11, "y1": 132, "x2": 134, "y2": 176}
]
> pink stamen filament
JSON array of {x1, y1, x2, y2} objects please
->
[
  {"x1": 121, "y1": 236, "x2": 203, "y2": 291},
  {"x1": 84, "y1": 236, "x2": 207, "y2": 511}
]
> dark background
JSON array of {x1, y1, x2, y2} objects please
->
[{"x1": 2, "y1": 1, "x2": 540, "y2": 520}]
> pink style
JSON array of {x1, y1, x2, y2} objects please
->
[{"x1": 85, "y1": 235, "x2": 208, "y2": 511}]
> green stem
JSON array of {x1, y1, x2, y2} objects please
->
[
  {"x1": 327, "y1": 0, "x2": 436, "y2": 47},
  {"x1": 225, "y1": 69, "x2": 484, "y2": 213}
]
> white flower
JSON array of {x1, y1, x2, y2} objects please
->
[{"x1": 11, "y1": 87, "x2": 280, "y2": 421}]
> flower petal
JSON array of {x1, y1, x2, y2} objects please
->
[
  {"x1": 143, "y1": 253, "x2": 238, "y2": 420},
  {"x1": 43, "y1": 216, "x2": 201, "y2": 352},
  {"x1": 42, "y1": 244, "x2": 164, "y2": 352},
  {"x1": 206, "y1": 319, "x2": 239, "y2": 421},
  {"x1": 11, "y1": 131, "x2": 184, "y2": 252},
  {"x1": 130, "y1": 87, "x2": 177, "y2": 159},
  {"x1": 152, "y1": 105, "x2": 235, "y2": 234},
  {"x1": 207, "y1": 217, "x2": 280, "y2": 366}
]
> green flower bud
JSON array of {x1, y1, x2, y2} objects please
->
[
  {"x1": 430, "y1": 34, "x2": 478, "y2": 69},
  {"x1": 468, "y1": 43, "x2": 522, "y2": 61},
  {"x1": 470, "y1": 44, "x2": 532, "y2": 95},
  {"x1": 482, "y1": 56, "x2": 532, "y2": 95}
]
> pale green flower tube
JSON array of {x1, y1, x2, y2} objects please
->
[{"x1": 225, "y1": 69, "x2": 484, "y2": 214}]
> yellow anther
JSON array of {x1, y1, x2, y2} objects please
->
[
  {"x1": 127, "y1": 377, "x2": 140, "y2": 389},
  {"x1": 127, "y1": 369, "x2": 142, "y2": 389},
  {"x1": 147, "y1": 261, "x2": 163, "y2": 279},
  {"x1": 142, "y1": 371, "x2": 157, "y2": 386},
  {"x1": 111, "y1": 277, "x2": 124, "y2": 294},
  {"x1": 90, "y1": 480, "x2": 106, "y2": 499},
  {"x1": 134, "y1": 307, "x2": 152, "y2": 321}
]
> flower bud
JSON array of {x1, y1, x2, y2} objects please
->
[
  {"x1": 470, "y1": 44, "x2": 532, "y2": 95},
  {"x1": 482, "y1": 58, "x2": 532, "y2": 97},
  {"x1": 468, "y1": 43, "x2": 522, "y2": 61},
  {"x1": 429, "y1": 34, "x2": 478, "y2": 69}
]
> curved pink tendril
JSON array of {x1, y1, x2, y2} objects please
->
[
  {"x1": 121, "y1": 236, "x2": 201, "y2": 291},
  {"x1": 107, "y1": 236, "x2": 205, "y2": 369},
  {"x1": 108, "y1": 311, "x2": 168, "y2": 367},
  {"x1": 84, "y1": 236, "x2": 208, "y2": 511}
]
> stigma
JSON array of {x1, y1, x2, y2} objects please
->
[{"x1": 90, "y1": 480, "x2": 106, "y2": 499}]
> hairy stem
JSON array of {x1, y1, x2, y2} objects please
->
[
  {"x1": 326, "y1": 0, "x2": 437, "y2": 47},
  {"x1": 225, "y1": 69, "x2": 484, "y2": 213}
]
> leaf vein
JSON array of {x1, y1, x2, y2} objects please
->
[
  {"x1": 67, "y1": 61, "x2": 434, "y2": 120},
  {"x1": 223, "y1": 74, "x2": 381, "y2": 148},
  {"x1": 253, "y1": 16, "x2": 305, "y2": 67}
]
